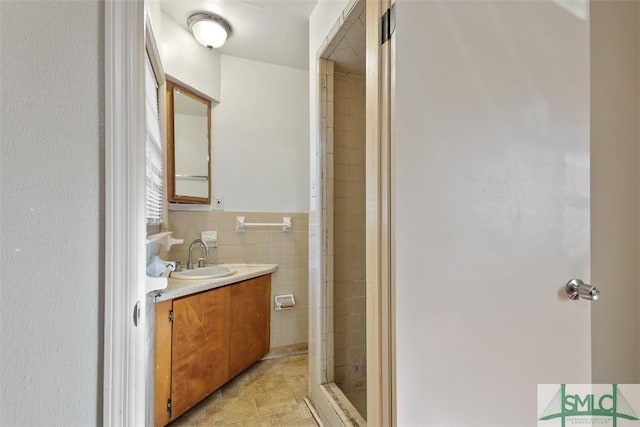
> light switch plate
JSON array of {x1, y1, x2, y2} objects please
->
[{"x1": 214, "y1": 195, "x2": 224, "y2": 211}]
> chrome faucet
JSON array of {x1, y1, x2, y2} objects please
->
[{"x1": 187, "y1": 239, "x2": 209, "y2": 269}]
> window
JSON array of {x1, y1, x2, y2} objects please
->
[{"x1": 145, "y1": 54, "x2": 163, "y2": 228}]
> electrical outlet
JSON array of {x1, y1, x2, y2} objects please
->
[
  {"x1": 214, "y1": 195, "x2": 224, "y2": 211},
  {"x1": 201, "y1": 231, "x2": 217, "y2": 248}
]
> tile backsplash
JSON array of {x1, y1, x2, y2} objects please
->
[{"x1": 166, "y1": 210, "x2": 309, "y2": 349}]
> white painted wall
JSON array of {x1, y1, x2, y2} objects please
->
[
  {"x1": 212, "y1": 54, "x2": 309, "y2": 212},
  {"x1": 160, "y1": 11, "x2": 221, "y2": 101},
  {"x1": 0, "y1": 1, "x2": 102, "y2": 425},
  {"x1": 590, "y1": 0, "x2": 640, "y2": 383},
  {"x1": 146, "y1": 0, "x2": 163, "y2": 45}
]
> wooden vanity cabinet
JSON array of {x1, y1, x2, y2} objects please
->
[{"x1": 154, "y1": 274, "x2": 271, "y2": 426}]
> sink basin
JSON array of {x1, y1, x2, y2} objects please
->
[{"x1": 171, "y1": 265, "x2": 236, "y2": 280}]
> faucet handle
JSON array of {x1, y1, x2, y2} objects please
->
[
  {"x1": 198, "y1": 258, "x2": 207, "y2": 268},
  {"x1": 174, "y1": 261, "x2": 183, "y2": 272}
]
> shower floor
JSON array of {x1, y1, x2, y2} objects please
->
[{"x1": 168, "y1": 353, "x2": 317, "y2": 426}]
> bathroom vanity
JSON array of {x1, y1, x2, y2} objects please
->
[{"x1": 153, "y1": 265, "x2": 276, "y2": 426}]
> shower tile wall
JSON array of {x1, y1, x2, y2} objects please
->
[
  {"x1": 166, "y1": 211, "x2": 309, "y2": 349},
  {"x1": 333, "y1": 72, "x2": 366, "y2": 416}
]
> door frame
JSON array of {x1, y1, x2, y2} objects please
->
[
  {"x1": 309, "y1": 0, "x2": 395, "y2": 424},
  {"x1": 103, "y1": 0, "x2": 397, "y2": 424},
  {"x1": 365, "y1": 0, "x2": 394, "y2": 424},
  {"x1": 103, "y1": 0, "x2": 147, "y2": 424}
]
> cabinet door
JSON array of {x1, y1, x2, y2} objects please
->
[
  {"x1": 154, "y1": 300, "x2": 173, "y2": 427},
  {"x1": 170, "y1": 287, "x2": 230, "y2": 420},
  {"x1": 229, "y1": 275, "x2": 271, "y2": 378}
]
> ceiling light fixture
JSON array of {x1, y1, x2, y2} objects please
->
[{"x1": 187, "y1": 12, "x2": 232, "y2": 50}]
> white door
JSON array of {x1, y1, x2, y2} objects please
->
[{"x1": 393, "y1": 1, "x2": 591, "y2": 425}]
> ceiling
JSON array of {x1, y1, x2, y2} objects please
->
[
  {"x1": 160, "y1": 0, "x2": 318, "y2": 70},
  {"x1": 324, "y1": 0, "x2": 365, "y2": 76}
]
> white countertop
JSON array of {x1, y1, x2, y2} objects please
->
[{"x1": 152, "y1": 264, "x2": 278, "y2": 302}]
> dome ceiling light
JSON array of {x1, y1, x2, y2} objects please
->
[{"x1": 187, "y1": 12, "x2": 232, "y2": 50}]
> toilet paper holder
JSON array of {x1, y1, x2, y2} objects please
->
[{"x1": 274, "y1": 294, "x2": 295, "y2": 311}]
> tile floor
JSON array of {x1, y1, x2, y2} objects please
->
[{"x1": 169, "y1": 354, "x2": 318, "y2": 427}]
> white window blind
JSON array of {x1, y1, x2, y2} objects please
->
[{"x1": 145, "y1": 55, "x2": 163, "y2": 225}]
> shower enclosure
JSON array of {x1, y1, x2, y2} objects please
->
[{"x1": 311, "y1": 0, "x2": 368, "y2": 421}]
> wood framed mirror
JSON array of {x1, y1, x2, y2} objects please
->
[{"x1": 166, "y1": 79, "x2": 212, "y2": 204}]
